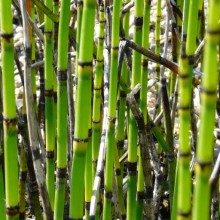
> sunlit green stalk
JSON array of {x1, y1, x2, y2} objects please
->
[
  {"x1": 103, "y1": 0, "x2": 122, "y2": 218},
  {"x1": 69, "y1": 0, "x2": 96, "y2": 218},
  {"x1": 44, "y1": 0, "x2": 55, "y2": 211},
  {"x1": 0, "y1": 1, "x2": 19, "y2": 219},
  {"x1": 92, "y1": 2, "x2": 105, "y2": 179},
  {"x1": 127, "y1": 0, "x2": 143, "y2": 219},
  {"x1": 193, "y1": 1, "x2": 220, "y2": 219},
  {"x1": 54, "y1": 0, "x2": 70, "y2": 218}
]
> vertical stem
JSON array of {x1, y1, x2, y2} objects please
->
[{"x1": 0, "y1": 1, "x2": 19, "y2": 219}]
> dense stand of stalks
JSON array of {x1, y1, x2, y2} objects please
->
[{"x1": 1, "y1": 0, "x2": 220, "y2": 219}]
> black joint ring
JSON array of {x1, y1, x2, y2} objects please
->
[
  {"x1": 73, "y1": 136, "x2": 89, "y2": 143},
  {"x1": 180, "y1": 53, "x2": 187, "y2": 59},
  {"x1": 178, "y1": 210, "x2": 191, "y2": 217},
  {"x1": 3, "y1": 116, "x2": 17, "y2": 125},
  {"x1": 19, "y1": 170, "x2": 27, "y2": 181},
  {"x1": 134, "y1": 16, "x2": 143, "y2": 26},
  {"x1": 178, "y1": 73, "x2": 189, "y2": 79},
  {"x1": 111, "y1": 46, "x2": 119, "y2": 50},
  {"x1": 178, "y1": 104, "x2": 190, "y2": 111},
  {"x1": 96, "y1": 169, "x2": 103, "y2": 177},
  {"x1": 57, "y1": 70, "x2": 67, "y2": 81},
  {"x1": 105, "y1": 191, "x2": 113, "y2": 199},
  {"x1": 145, "y1": 186, "x2": 153, "y2": 198},
  {"x1": 137, "y1": 191, "x2": 144, "y2": 200},
  {"x1": 99, "y1": 20, "x2": 106, "y2": 24},
  {"x1": 197, "y1": 160, "x2": 212, "y2": 170},
  {"x1": 108, "y1": 116, "x2": 116, "y2": 123},
  {"x1": 188, "y1": 55, "x2": 194, "y2": 65},
  {"x1": 6, "y1": 205, "x2": 19, "y2": 216},
  {"x1": 182, "y1": 33, "x2": 187, "y2": 41},
  {"x1": 32, "y1": 148, "x2": 41, "y2": 161},
  {"x1": 167, "y1": 153, "x2": 175, "y2": 163},
  {"x1": 127, "y1": 162, "x2": 137, "y2": 172},
  {"x1": 96, "y1": 58, "x2": 104, "y2": 62},
  {"x1": 141, "y1": 59, "x2": 148, "y2": 67},
  {"x1": 117, "y1": 140, "x2": 124, "y2": 149},
  {"x1": 85, "y1": 202, "x2": 90, "y2": 211},
  {"x1": 120, "y1": 91, "x2": 126, "y2": 98},
  {"x1": 46, "y1": 151, "x2": 54, "y2": 159},
  {"x1": 206, "y1": 29, "x2": 220, "y2": 35},
  {"x1": 78, "y1": 61, "x2": 93, "y2": 67},
  {"x1": 200, "y1": 87, "x2": 216, "y2": 96},
  {"x1": 92, "y1": 120, "x2": 100, "y2": 124},
  {"x1": 0, "y1": 32, "x2": 13, "y2": 39},
  {"x1": 44, "y1": 89, "x2": 54, "y2": 97},
  {"x1": 155, "y1": 66, "x2": 160, "y2": 72},
  {"x1": 44, "y1": 31, "x2": 52, "y2": 36},
  {"x1": 115, "y1": 168, "x2": 121, "y2": 176},
  {"x1": 56, "y1": 167, "x2": 66, "y2": 178},
  {"x1": 94, "y1": 87, "x2": 102, "y2": 91},
  {"x1": 178, "y1": 151, "x2": 191, "y2": 158}
]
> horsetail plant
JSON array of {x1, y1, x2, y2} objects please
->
[
  {"x1": 193, "y1": 0, "x2": 220, "y2": 219},
  {"x1": 127, "y1": 0, "x2": 144, "y2": 219},
  {"x1": 103, "y1": 0, "x2": 122, "y2": 218},
  {"x1": 44, "y1": 0, "x2": 55, "y2": 211},
  {"x1": 0, "y1": 1, "x2": 19, "y2": 219},
  {"x1": 54, "y1": 0, "x2": 70, "y2": 218},
  {"x1": 69, "y1": 0, "x2": 96, "y2": 218},
  {"x1": 177, "y1": 0, "x2": 199, "y2": 218}
]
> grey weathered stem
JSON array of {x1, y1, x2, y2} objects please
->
[{"x1": 20, "y1": 1, "x2": 53, "y2": 219}]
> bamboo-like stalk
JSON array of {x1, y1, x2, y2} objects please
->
[
  {"x1": 127, "y1": 0, "x2": 143, "y2": 219},
  {"x1": 0, "y1": 70, "x2": 6, "y2": 220},
  {"x1": 103, "y1": 0, "x2": 122, "y2": 218},
  {"x1": 193, "y1": 0, "x2": 220, "y2": 219},
  {"x1": 53, "y1": 0, "x2": 70, "y2": 218},
  {"x1": 69, "y1": 0, "x2": 96, "y2": 218},
  {"x1": 177, "y1": 0, "x2": 199, "y2": 218},
  {"x1": 44, "y1": 0, "x2": 55, "y2": 211},
  {"x1": 92, "y1": 2, "x2": 105, "y2": 179},
  {"x1": 0, "y1": 1, "x2": 19, "y2": 219}
]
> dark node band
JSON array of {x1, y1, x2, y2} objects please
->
[
  {"x1": 188, "y1": 55, "x2": 194, "y2": 65},
  {"x1": 178, "y1": 151, "x2": 191, "y2": 158},
  {"x1": 141, "y1": 59, "x2": 148, "y2": 67},
  {"x1": 56, "y1": 167, "x2": 66, "y2": 178},
  {"x1": 120, "y1": 90, "x2": 126, "y2": 98},
  {"x1": 6, "y1": 205, "x2": 19, "y2": 216},
  {"x1": 178, "y1": 210, "x2": 191, "y2": 217},
  {"x1": 108, "y1": 116, "x2": 116, "y2": 123},
  {"x1": 167, "y1": 153, "x2": 175, "y2": 163},
  {"x1": 46, "y1": 150, "x2": 54, "y2": 159},
  {"x1": 127, "y1": 162, "x2": 137, "y2": 174},
  {"x1": 137, "y1": 191, "x2": 145, "y2": 200},
  {"x1": 96, "y1": 58, "x2": 104, "y2": 62},
  {"x1": 178, "y1": 104, "x2": 190, "y2": 111},
  {"x1": 115, "y1": 168, "x2": 121, "y2": 176},
  {"x1": 94, "y1": 87, "x2": 102, "y2": 91},
  {"x1": 3, "y1": 116, "x2": 17, "y2": 126},
  {"x1": 69, "y1": 218, "x2": 83, "y2": 220},
  {"x1": 53, "y1": 92, "x2": 57, "y2": 102},
  {"x1": 178, "y1": 73, "x2": 189, "y2": 79},
  {"x1": 206, "y1": 29, "x2": 220, "y2": 35},
  {"x1": 111, "y1": 46, "x2": 119, "y2": 50},
  {"x1": 57, "y1": 70, "x2": 67, "y2": 81},
  {"x1": 117, "y1": 140, "x2": 124, "y2": 149},
  {"x1": 92, "y1": 120, "x2": 100, "y2": 124},
  {"x1": 99, "y1": 20, "x2": 106, "y2": 24},
  {"x1": 78, "y1": 61, "x2": 93, "y2": 67},
  {"x1": 155, "y1": 66, "x2": 160, "y2": 72},
  {"x1": 105, "y1": 191, "x2": 113, "y2": 199},
  {"x1": 44, "y1": 31, "x2": 52, "y2": 36},
  {"x1": 32, "y1": 148, "x2": 41, "y2": 161},
  {"x1": 44, "y1": 89, "x2": 54, "y2": 97},
  {"x1": 134, "y1": 16, "x2": 143, "y2": 26},
  {"x1": 85, "y1": 202, "x2": 90, "y2": 211},
  {"x1": 197, "y1": 160, "x2": 212, "y2": 171},
  {"x1": 73, "y1": 136, "x2": 88, "y2": 143},
  {"x1": 19, "y1": 170, "x2": 27, "y2": 181},
  {"x1": 200, "y1": 87, "x2": 216, "y2": 96},
  {"x1": 182, "y1": 33, "x2": 187, "y2": 41},
  {"x1": 0, "y1": 32, "x2": 13, "y2": 40}
]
